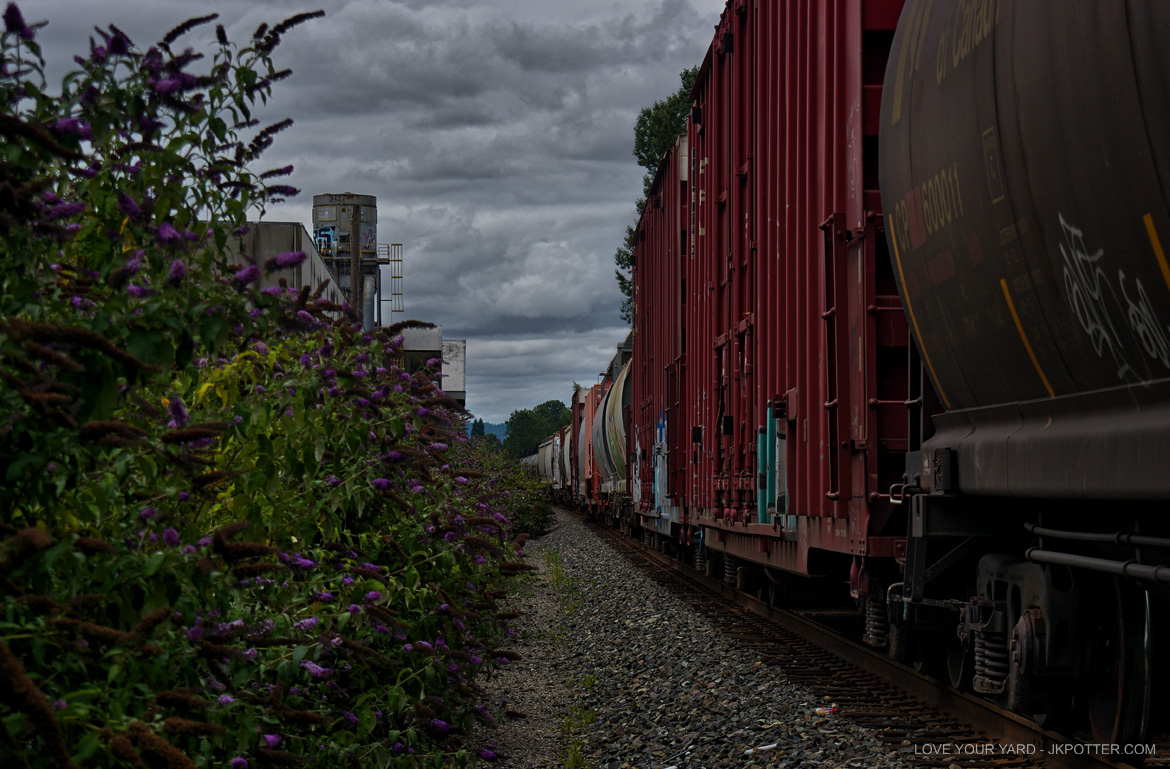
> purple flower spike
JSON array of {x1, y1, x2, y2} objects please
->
[
  {"x1": 139, "y1": 507, "x2": 157, "y2": 520},
  {"x1": 163, "y1": 528, "x2": 181, "y2": 547},
  {"x1": 218, "y1": 694, "x2": 234, "y2": 706},
  {"x1": 234, "y1": 265, "x2": 261, "y2": 285},
  {"x1": 168, "y1": 259, "x2": 187, "y2": 284},
  {"x1": 116, "y1": 192, "x2": 142, "y2": 219},
  {"x1": 48, "y1": 120, "x2": 92, "y2": 140},
  {"x1": 262, "y1": 734, "x2": 281, "y2": 749},
  {"x1": 365, "y1": 591, "x2": 381, "y2": 603},
  {"x1": 276, "y1": 250, "x2": 305, "y2": 267},
  {"x1": 4, "y1": 4, "x2": 34, "y2": 39},
  {"x1": 169, "y1": 397, "x2": 189, "y2": 428},
  {"x1": 156, "y1": 222, "x2": 180, "y2": 242},
  {"x1": 47, "y1": 201, "x2": 86, "y2": 220},
  {"x1": 230, "y1": 759, "x2": 248, "y2": 769},
  {"x1": 430, "y1": 719, "x2": 450, "y2": 733},
  {"x1": 294, "y1": 617, "x2": 319, "y2": 631},
  {"x1": 301, "y1": 660, "x2": 332, "y2": 679},
  {"x1": 371, "y1": 478, "x2": 391, "y2": 491}
]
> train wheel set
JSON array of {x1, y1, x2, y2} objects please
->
[{"x1": 526, "y1": 0, "x2": 1170, "y2": 754}]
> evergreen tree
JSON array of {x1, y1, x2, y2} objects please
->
[
  {"x1": 470, "y1": 418, "x2": 485, "y2": 437},
  {"x1": 502, "y1": 399, "x2": 571, "y2": 459},
  {"x1": 615, "y1": 66, "x2": 699, "y2": 323}
]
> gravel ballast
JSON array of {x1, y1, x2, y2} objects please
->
[{"x1": 476, "y1": 507, "x2": 914, "y2": 768}]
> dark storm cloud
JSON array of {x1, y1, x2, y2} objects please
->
[{"x1": 31, "y1": 0, "x2": 727, "y2": 422}]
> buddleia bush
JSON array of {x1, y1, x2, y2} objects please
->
[{"x1": 0, "y1": 6, "x2": 528, "y2": 767}]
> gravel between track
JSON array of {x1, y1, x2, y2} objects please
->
[{"x1": 473, "y1": 507, "x2": 915, "y2": 768}]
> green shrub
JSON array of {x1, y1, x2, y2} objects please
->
[{"x1": 0, "y1": 8, "x2": 528, "y2": 767}]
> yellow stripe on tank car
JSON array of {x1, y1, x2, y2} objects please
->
[
  {"x1": 1143, "y1": 213, "x2": 1170, "y2": 294},
  {"x1": 999, "y1": 278, "x2": 1055, "y2": 398},
  {"x1": 888, "y1": 225, "x2": 951, "y2": 408}
]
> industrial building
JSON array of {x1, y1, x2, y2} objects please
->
[
  {"x1": 227, "y1": 197, "x2": 465, "y2": 410},
  {"x1": 399, "y1": 324, "x2": 467, "y2": 409},
  {"x1": 224, "y1": 221, "x2": 345, "y2": 309}
]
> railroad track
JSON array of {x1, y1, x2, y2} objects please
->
[{"x1": 566, "y1": 508, "x2": 1168, "y2": 769}]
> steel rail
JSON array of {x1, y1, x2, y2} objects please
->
[{"x1": 567, "y1": 508, "x2": 1157, "y2": 769}]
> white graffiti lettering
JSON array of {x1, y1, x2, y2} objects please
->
[
  {"x1": 1120, "y1": 271, "x2": 1170, "y2": 368},
  {"x1": 1059, "y1": 213, "x2": 1133, "y2": 379}
]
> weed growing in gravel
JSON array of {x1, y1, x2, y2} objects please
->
[
  {"x1": 558, "y1": 679, "x2": 598, "y2": 767},
  {"x1": 544, "y1": 549, "x2": 582, "y2": 617},
  {"x1": 561, "y1": 704, "x2": 596, "y2": 768},
  {"x1": 564, "y1": 738, "x2": 587, "y2": 768}
]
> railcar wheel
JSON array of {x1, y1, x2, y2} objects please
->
[
  {"x1": 1087, "y1": 578, "x2": 1152, "y2": 747},
  {"x1": 946, "y1": 631, "x2": 973, "y2": 690},
  {"x1": 888, "y1": 624, "x2": 930, "y2": 673}
]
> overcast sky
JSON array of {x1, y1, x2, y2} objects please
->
[{"x1": 32, "y1": 0, "x2": 725, "y2": 424}]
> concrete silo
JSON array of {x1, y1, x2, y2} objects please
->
[{"x1": 311, "y1": 193, "x2": 402, "y2": 328}]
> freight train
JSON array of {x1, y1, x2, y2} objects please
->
[{"x1": 531, "y1": 0, "x2": 1170, "y2": 749}]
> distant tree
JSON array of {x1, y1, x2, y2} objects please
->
[
  {"x1": 615, "y1": 66, "x2": 700, "y2": 323},
  {"x1": 633, "y1": 66, "x2": 700, "y2": 193},
  {"x1": 481, "y1": 433, "x2": 502, "y2": 450},
  {"x1": 502, "y1": 399, "x2": 571, "y2": 459},
  {"x1": 470, "y1": 418, "x2": 485, "y2": 437}
]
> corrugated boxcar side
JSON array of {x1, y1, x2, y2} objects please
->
[
  {"x1": 678, "y1": 0, "x2": 907, "y2": 575},
  {"x1": 633, "y1": 136, "x2": 688, "y2": 529}
]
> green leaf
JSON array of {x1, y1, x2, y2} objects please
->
[
  {"x1": 143, "y1": 551, "x2": 166, "y2": 577},
  {"x1": 72, "y1": 732, "x2": 102, "y2": 763},
  {"x1": 5, "y1": 453, "x2": 42, "y2": 483},
  {"x1": 126, "y1": 327, "x2": 175, "y2": 369},
  {"x1": 358, "y1": 708, "x2": 376, "y2": 738},
  {"x1": 292, "y1": 645, "x2": 309, "y2": 666}
]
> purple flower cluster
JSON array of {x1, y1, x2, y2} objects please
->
[{"x1": 301, "y1": 660, "x2": 332, "y2": 679}]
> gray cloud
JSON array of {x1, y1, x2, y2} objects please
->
[{"x1": 33, "y1": 0, "x2": 725, "y2": 422}]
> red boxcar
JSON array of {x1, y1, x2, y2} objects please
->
[{"x1": 632, "y1": 0, "x2": 908, "y2": 582}]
